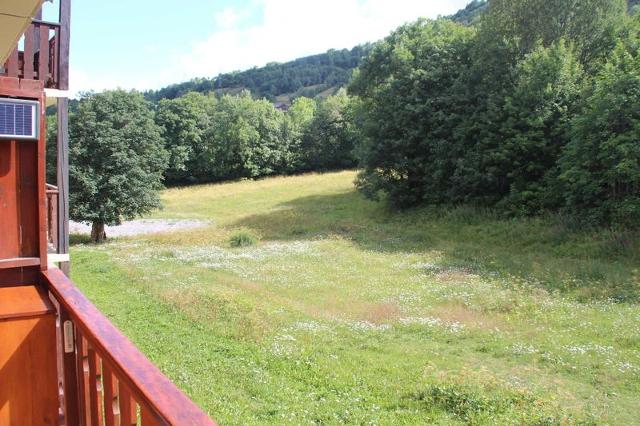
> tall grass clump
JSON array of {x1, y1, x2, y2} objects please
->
[{"x1": 229, "y1": 229, "x2": 258, "y2": 247}]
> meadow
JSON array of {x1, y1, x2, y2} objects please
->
[{"x1": 71, "y1": 171, "x2": 640, "y2": 425}]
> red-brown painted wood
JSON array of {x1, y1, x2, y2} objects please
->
[
  {"x1": 0, "y1": 77, "x2": 47, "y2": 278},
  {"x1": 38, "y1": 24, "x2": 50, "y2": 83},
  {"x1": 76, "y1": 335, "x2": 90, "y2": 426},
  {"x1": 18, "y1": 141, "x2": 40, "y2": 258},
  {"x1": 119, "y1": 385, "x2": 137, "y2": 426},
  {"x1": 38, "y1": 91, "x2": 48, "y2": 269},
  {"x1": 24, "y1": 26, "x2": 36, "y2": 80},
  {"x1": 0, "y1": 286, "x2": 58, "y2": 425},
  {"x1": 42, "y1": 269, "x2": 217, "y2": 425},
  {"x1": 6, "y1": 48, "x2": 19, "y2": 77},
  {"x1": 57, "y1": 305, "x2": 80, "y2": 426},
  {"x1": 87, "y1": 347, "x2": 102, "y2": 425},
  {"x1": 0, "y1": 141, "x2": 21, "y2": 259},
  {"x1": 103, "y1": 364, "x2": 116, "y2": 425}
]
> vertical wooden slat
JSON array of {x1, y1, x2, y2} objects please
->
[
  {"x1": 119, "y1": 385, "x2": 138, "y2": 426},
  {"x1": 76, "y1": 335, "x2": 90, "y2": 426},
  {"x1": 141, "y1": 404, "x2": 163, "y2": 426},
  {"x1": 87, "y1": 346, "x2": 102, "y2": 426},
  {"x1": 38, "y1": 24, "x2": 49, "y2": 83},
  {"x1": 103, "y1": 364, "x2": 116, "y2": 426},
  {"x1": 97, "y1": 356, "x2": 106, "y2": 426},
  {"x1": 50, "y1": 28, "x2": 58, "y2": 84},
  {"x1": 24, "y1": 24, "x2": 36, "y2": 79},
  {"x1": 6, "y1": 48, "x2": 19, "y2": 77},
  {"x1": 57, "y1": 97, "x2": 70, "y2": 275},
  {"x1": 60, "y1": 310, "x2": 80, "y2": 426}
]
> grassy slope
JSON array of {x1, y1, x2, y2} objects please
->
[{"x1": 71, "y1": 171, "x2": 640, "y2": 425}]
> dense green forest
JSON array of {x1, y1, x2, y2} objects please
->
[
  {"x1": 353, "y1": 0, "x2": 640, "y2": 226},
  {"x1": 145, "y1": 46, "x2": 372, "y2": 103}
]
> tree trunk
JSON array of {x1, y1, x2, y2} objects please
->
[{"x1": 91, "y1": 221, "x2": 107, "y2": 243}]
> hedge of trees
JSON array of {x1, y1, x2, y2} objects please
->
[
  {"x1": 351, "y1": 0, "x2": 640, "y2": 226},
  {"x1": 154, "y1": 89, "x2": 359, "y2": 185}
]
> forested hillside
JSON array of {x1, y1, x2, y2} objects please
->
[
  {"x1": 448, "y1": 0, "x2": 487, "y2": 24},
  {"x1": 145, "y1": 45, "x2": 371, "y2": 103}
]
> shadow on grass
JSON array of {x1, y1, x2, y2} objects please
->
[
  {"x1": 231, "y1": 190, "x2": 640, "y2": 302},
  {"x1": 70, "y1": 233, "x2": 92, "y2": 246}
]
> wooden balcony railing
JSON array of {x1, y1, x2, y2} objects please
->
[
  {"x1": 1, "y1": 0, "x2": 70, "y2": 90},
  {"x1": 46, "y1": 184, "x2": 60, "y2": 251},
  {"x1": 42, "y1": 269, "x2": 217, "y2": 425},
  {"x1": 2, "y1": 20, "x2": 59, "y2": 88}
]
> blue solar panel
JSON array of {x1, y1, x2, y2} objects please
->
[{"x1": 0, "y1": 100, "x2": 37, "y2": 139}]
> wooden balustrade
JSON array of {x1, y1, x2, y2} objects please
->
[
  {"x1": 46, "y1": 184, "x2": 59, "y2": 251},
  {"x1": 42, "y1": 269, "x2": 217, "y2": 426},
  {"x1": 2, "y1": 20, "x2": 62, "y2": 88}
]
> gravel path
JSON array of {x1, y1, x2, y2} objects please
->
[{"x1": 69, "y1": 219, "x2": 209, "y2": 237}]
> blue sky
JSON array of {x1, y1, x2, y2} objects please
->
[{"x1": 51, "y1": 0, "x2": 470, "y2": 95}]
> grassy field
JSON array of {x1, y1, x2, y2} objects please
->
[{"x1": 71, "y1": 171, "x2": 640, "y2": 425}]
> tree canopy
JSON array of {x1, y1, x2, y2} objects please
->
[
  {"x1": 69, "y1": 90, "x2": 168, "y2": 242},
  {"x1": 351, "y1": 0, "x2": 640, "y2": 226}
]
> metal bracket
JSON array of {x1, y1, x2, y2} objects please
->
[{"x1": 63, "y1": 320, "x2": 74, "y2": 353}]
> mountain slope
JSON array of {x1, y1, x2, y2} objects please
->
[{"x1": 146, "y1": 45, "x2": 371, "y2": 103}]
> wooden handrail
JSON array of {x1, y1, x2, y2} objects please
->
[{"x1": 42, "y1": 269, "x2": 217, "y2": 426}]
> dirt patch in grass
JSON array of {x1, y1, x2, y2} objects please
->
[
  {"x1": 430, "y1": 304, "x2": 507, "y2": 331},
  {"x1": 360, "y1": 302, "x2": 402, "y2": 324}
]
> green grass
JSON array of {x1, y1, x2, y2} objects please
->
[{"x1": 71, "y1": 171, "x2": 640, "y2": 424}]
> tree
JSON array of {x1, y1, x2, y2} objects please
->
[
  {"x1": 560, "y1": 40, "x2": 640, "y2": 225},
  {"x1": 285, "y1": 97, "x2": 317, "y2": 170},
  {"x1": 494, "y1": 40, "x2": 584, "y2": 214},
  {"x1": 298, "y1": 90, "x2": 360, "y2": 171},
  {"x1": 206, "y1": 91, "x2": 289, "y2": 180},
  {"x1": 350, "y1": 19, "x2": 475, "y2": 206},
  {"x1": 479, "y1": 0, "x2": 626, "y2": 65},
  {"x1": 69, "y1": 90, "x2": 168, "y2": 242},
  {"x1": 155, "y1": 92, "x2": 216, "y2": 184}
]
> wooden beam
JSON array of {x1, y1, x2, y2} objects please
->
[
  {"x1": 57, "y1": 97, "x2": 70, "y2": 275},
  {"x1": 0, "y1": 258, "x2": 40, "y2": 269},
  {"x1": 57, "y1": 0, "x2": 71, "y2": 90}
]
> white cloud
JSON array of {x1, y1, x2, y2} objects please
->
[
  {"x1": 70, "y1": 0, "x2": 469, "y2": 95},
  {"x1": 175, "y1": 0, "x2": 469, "y2": 82},
  {"x1": 215, "y1": 7, "x2": 242, "y2": 30}
]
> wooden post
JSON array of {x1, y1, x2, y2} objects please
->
[
  {"x1": 57, "y1": 97, "x2": 70, "y2": 275},
  {"x1": 58, "y1": 0, "x2": 71, "y2": 91}
]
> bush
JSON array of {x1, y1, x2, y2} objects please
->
[
  {"x1": 229, "y1": 229, "x2": 258, "y2": 247},
  {"x1": 560, "y1": 41, "x2": 640, "y2": 226}
]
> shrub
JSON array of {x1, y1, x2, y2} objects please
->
[{"x1": 229, "y1": 229, "x2": 258, "y2": 247}]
